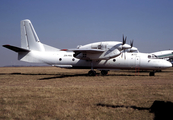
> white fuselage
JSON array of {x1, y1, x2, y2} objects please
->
[{"x1": 19, "y1": 50, "x2": 172, "y2": 70}]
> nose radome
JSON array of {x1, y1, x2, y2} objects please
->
[{"x1": 164, "y1": 61, "x2": 172, "y2": 68}]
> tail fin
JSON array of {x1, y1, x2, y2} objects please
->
[
  {"x1": 3, "y1": 19, "x2": 60, "y2": 63},
  {"x1": 21, "y1": 19, "x2": 45, "y2": 51}
]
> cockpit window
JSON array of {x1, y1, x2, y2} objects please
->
[
  {"x1": 152, "y1": 54, "x2": 157, "y2": 58},
  {"x1": 148, "y1": 54, "x2": 157, "y2": 59}
]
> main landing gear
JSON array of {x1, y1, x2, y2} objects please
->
[
  {"x1": 88, "y1": 61, "x2": 109, "y2": 76},
  {"x1": 88, "y1": 70, "x2": 96, "y2": 76},
  {"x1": 88, "y1": 61, "x2": 97, "y2": 76},
  {"x1": 101, "y1": 70, "x2": 108, "y2": 76},
  {"x1": 149, "y1": 71, "x2": 155, "y2": 76},
  {"x1": 87, "y1": 70, "x2": 109, "y2": 76}
]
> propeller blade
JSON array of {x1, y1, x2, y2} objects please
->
[
  {"x1": 130, "y1": 40, "x2": 134, "y2": 48},
  {"x1": 122, "y1": 34, "x2": 127, "y2": 45}
]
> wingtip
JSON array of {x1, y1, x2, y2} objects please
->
[{"x1": 3, "y1": 44, "x2": 10, "y2": 47}]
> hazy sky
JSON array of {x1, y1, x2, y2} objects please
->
[{"x1": 1, "y1": 0, "x2": 173, "y2": 66}]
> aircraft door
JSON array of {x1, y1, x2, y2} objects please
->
[{"x1": 135, "y1": 56, "x2": 140, "y2": 68}]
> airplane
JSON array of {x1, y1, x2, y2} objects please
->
[
  {"x1": 151, "y1": 50, "x2": 173, "y2": 64},
  {"x1": 3, "y1": 19, "x2": 172, "y2": 76}
]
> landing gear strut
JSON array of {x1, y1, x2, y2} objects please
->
[{"x1": 88, "y1": 61, "x2": 96, "y2": 76}]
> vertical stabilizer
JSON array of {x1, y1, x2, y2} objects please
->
[{"x1": 21, "y1": 19, "x2": 45, "y2": 51}]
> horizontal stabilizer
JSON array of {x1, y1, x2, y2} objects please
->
[{"x1": 3, "y1": 45, "x2": 30, "y2": 52}]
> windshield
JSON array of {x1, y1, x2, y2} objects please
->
[{"x1": 148, "y1": 54, "x2": 157, "y2": 59}]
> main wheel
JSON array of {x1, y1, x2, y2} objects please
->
[
  {"x1": 101, "y1": 70, "x2": 108, "y2": 76},
  {"x1": 149, "y1": 72, "x2": 155, "y2": 76},
  {"x1": 88, "y1": 70, "x2": 96, "y2": 76}
]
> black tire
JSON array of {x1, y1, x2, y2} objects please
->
[
  {"x1": 101, "y1": 70, "x2": 108, "y2": 76},
  {"x1": 88, "y1": 70, "x2": 96, "y2": 76},
  {"x1": 149, "y1": 72, "x2": 155, "y2": 76}
]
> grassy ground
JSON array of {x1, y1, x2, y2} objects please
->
[{"x1": 0, "y1": 67, "x2": 173, "y2": 120}]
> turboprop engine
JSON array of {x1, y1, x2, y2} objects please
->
[
  {"x1": 73, "y1": 42, "x2": 122, "y2": 60},
  {"x1": 72, "y1": 35, "x2": 134, "y2": 60}
]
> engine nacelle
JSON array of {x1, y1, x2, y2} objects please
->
[{"x1": 101, "y1": 48, "x2": 121, "y2": 59}]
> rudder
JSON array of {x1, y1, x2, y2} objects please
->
[{"x1": 21, "y1": 19, "x2": 45, "y2": 51}]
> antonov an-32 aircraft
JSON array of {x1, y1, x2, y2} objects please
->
[{"x1": 3, "y1": 19, "x2": 172, "y2": 76}]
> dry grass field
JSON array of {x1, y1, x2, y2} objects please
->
[{"x1": 0, "y1": 67, "x2": 173, "y2": 120}]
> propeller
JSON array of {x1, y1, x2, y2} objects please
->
[
  {"x1": 121, "y1": 35, "x2": 127, "y2": 58},
  {"x1": 130, "y1": 40, "x2": 134, "y2": 48},
  {"x1": 122, "y1": 34, "x2": 127, "y2": 45},
  {"x1": 129, "y1": 40, "x2": 137, "y2": 52},
  {"x1": 121, "y1": 35, "x2": 134, "y2": 59}
]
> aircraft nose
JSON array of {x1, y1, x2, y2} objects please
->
[{"x1": 164, "y1": 61, "x2": 172, "y2": 68}]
